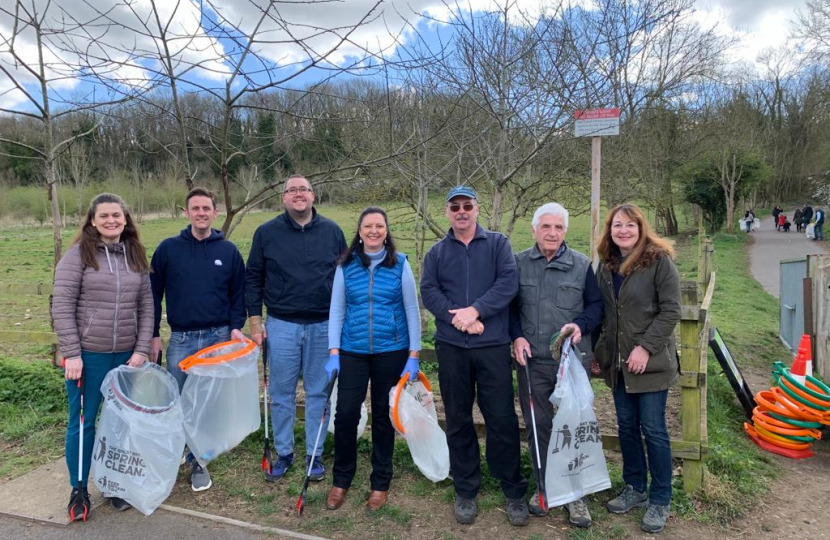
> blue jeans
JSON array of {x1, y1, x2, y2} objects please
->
[
  {"x1": 612, "y1": 383, "x2": 672, "y2": 506},
  {"x1": 265, "y1": 317, "x2": 330, "y2": 457},
  {"x1": 166, "y1": 326, "x2": 231, "y2": 393},
  {"x1": 65, "y1": 350, "x2": 132, "y2": 488},
  {"x1": 815, "y1": 223, "x2": 825, "y2": 240}
]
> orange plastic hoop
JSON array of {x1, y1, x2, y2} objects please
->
[
  {"x1": 179, "y1": 339, "x2": 257, "y2": 371},
  {"x1": 778, "y1": 376, "x2": 830, "y2": 409},
  {"x1": 750, "y1": 423, "x2": 812, "y2": 450},
  {"x1": 752, "y1": 411, "x2": 821, "y2": 440},
  {"x1": 390, "y1": 372, "x2": 432, "y2": 435},
  {"x1": 770, "y1": 387, "x2": 824, "y2": 422}
]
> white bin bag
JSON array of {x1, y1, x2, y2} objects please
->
[
  {"x1": 179, "y1": 340, "x2": 261, "y2": 465},
  {"x1": 92, "y1": 363, "x2": 185, "y2": 516},
  {"x1": 327, "y1": 379, "x2": 368, "y2": 439},
  {"x1": 544, "y1": 337, "x2": 611, "y2": 506},
  {"x1": 389, "y1": 373, "x2": 450, "y2": 482}
]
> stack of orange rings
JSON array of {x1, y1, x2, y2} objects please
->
[
  {"x1": 178, "y1": 339, "x2": 257, "y2": 371},
  {"x1": 744, "y1": 361, "x2": 830, "y2": 458},
  {"x1": 390, "y1": 372, "x2": 432, "y2": 435}
]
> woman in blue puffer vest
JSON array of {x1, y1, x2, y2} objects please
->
[{"x1": 324, "y1": 206, "x2": 422, "y2": 512}]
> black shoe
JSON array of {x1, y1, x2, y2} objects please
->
[
  {"x1": 505, "y1": 497, "x2": 529, "y2": 526},
  {"x1": 454, "y1": 497, "x2": 477, "y2": 524},
  {"x1": 110, "y1": 497, "x2": 132, "y2": 512},
  {"x1": 68, "y1": 487, "x2": 90, "y2": 522}
]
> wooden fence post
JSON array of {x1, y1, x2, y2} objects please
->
[{"x1": 680, "y1": 280, "x2": 703, "y2": 492}]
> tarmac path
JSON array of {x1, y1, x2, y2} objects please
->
[{"x1": 746, "y1": 211, "x2": 828, "y2": 298}]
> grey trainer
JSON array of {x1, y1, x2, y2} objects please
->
[
  {"x1": 566, "y1": 497, "x2": 592, "y2": 528},
  {"x1": 191, "y1": 461, "x2": 212, "y2": 492},
  {"x1": 528, "y1": 491, "x2": 549, "y2": 517},
  {"x1": 641, "y1": 504, "x2": 670, "y2": 533},
  {"x1": 454, "y1": 497, "x2": 477, "y2": 524},
  {"x1": 606, "y1": 484, "x2": 647, "y2": 514},
  {"x1": 505, "y1": 498, "x2": 529, "y2": 526}
]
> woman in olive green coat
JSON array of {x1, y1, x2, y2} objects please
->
[{"x1": 595, "y1": 203, "x2": 680, "y2": 534}]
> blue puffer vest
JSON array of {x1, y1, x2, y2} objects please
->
[{"x1": 340, "y1": 253, "x2": 409, "y2": 354}]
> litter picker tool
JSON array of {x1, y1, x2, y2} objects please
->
[
  {"x1": 523, "y1": 350, "x2": 547, "y2": 514},
  {"x1": 69, "y1": 369, "x2": 89, "y2": 522},
  {"x1": 261, "y1": 337, "x2": 275, "y2": 476},
  {"x1": 297, "y1": 369, "x2": 338, "y2": 516}
]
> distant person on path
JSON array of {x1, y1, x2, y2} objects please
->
[
  {"x1": 420, "y1": 185, "x2": 529, "y2": 527},
  {"x1": 772, "y1": 206, "x2": 781, "y2": 230},
  {"x1": 509, "y1": 202, "x2": 602, "y2": 527},
  {"x1": 324, "y1": 207, "x2": 421, "y2": 513},
  {"x1": 594, "y1": 203, "x2": 681, "y2": 534},
  {"x1": 744, "y1": 209, "x2": 755, "y2": 233},
  {"x1": 150, "y1": 187, "x2": 247, "y2": 492},
  {"x1": 815, "y1": 208, "x2": 825, "y2": 241},
  {"x1": 803, "y1": 204, "x2": 814, "y2": 230},
  {"x1": 794, "y1": 208, "x2": 803, "y2": 233},
  {"x1": 777, "y1": 212, "x2": 787, "y2": 232},
  {"x1": 52, "y1": 193, "x2": 153, "y2": 519},
  {"x1": 245, "y1": 174, "x2": 346, "y2": 482}
]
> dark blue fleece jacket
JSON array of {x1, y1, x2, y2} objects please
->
[
  {"x1": 150, "y1": 228, "x2": 247, "y2": 336},
  {"x1": 420, "y1": 224, "x2": 518, "y2": 348}
]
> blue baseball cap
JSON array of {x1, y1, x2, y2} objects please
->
[{"x1": 446, "y1": 185, "x2": 477, "y2": 202}]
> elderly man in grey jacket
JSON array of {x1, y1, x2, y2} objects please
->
[{"x1": 509, "y1": 202, "x2": 603, "y2": 527}]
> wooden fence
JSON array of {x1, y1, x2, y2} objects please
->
[{"x1": 0, "y1": 240, "x2": 716, "y2": 492}]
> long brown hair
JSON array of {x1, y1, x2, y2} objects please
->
[
  {"x1": 597, "y1": 203, "x2": 675, "y2": 275},
  {"x1": 71, "y1": 193, "x2": 150, "y2": 273},
  {"x1": 339, "y1": 207, "x2": 399, "y2": 268}
]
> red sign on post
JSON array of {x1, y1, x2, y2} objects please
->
[{"x1": 574, "y1": 108, "x2": 620, "y2": 137}]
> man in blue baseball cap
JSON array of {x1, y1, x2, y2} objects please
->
[{"x1": 420, "y1": 185, "x2": 528, "y2": 527}]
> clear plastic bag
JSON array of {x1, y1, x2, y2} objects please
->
[
  {"x1": 545, "y1": 338, "x2": 611, "y2": 506},
  {"x1": 806, "y1": 223, "x2": 816, "y2": 239},
  {"x1": 327, "y1": 379, "x2": 368, "y2": 439},
  {"x1": 91, "y1": 363, "x2": 185, "y2": 516},
  {"x1": 180, "y1": 340, "x2": 261, "y2": 465},
  {"x1": 389, "y1": 374, "x2": 449, "y2": 482}
]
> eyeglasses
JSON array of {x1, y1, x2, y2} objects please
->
[
  {"x1": 284, "y1": 187, "x2": 312, "y2": 195},
  {"x1": 448, "y1": 202, "x2": 476, "y2": 213}
]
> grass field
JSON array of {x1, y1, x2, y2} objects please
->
[{"x1": 0, "y1": 202, "x2": 786, "y2": 538}]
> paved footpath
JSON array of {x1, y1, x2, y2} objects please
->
[{"x1": 747, "y1": 212, "x2": 828, "y2": 298}]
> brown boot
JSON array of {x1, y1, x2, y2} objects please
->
[
  {"x1": 366, "y1": 490, "x2": 388, "y2": 511},
  {"x1": 326, "y1": 487, "x2": 347, "y2": 510}
]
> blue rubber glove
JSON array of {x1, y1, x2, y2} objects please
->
[
  {"x1": 325, "y1": 354, "x2": 340, "y2": 381},
  {"x1": 400, "y1": 356, "x2": 419, "y2": 382}
]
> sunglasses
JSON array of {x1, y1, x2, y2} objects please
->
[{"x1": 448, "y1": 202, "x2": 476, "y2": 212}]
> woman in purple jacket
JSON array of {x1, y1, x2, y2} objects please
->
[{"x1": 52, "y1": 193, "x2": 153, "y2": 520}]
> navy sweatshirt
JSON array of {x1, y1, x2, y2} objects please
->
[
  {"x1": 150, "y1": 227, "x2": 247, "y2": 336},
  {"x1": 245, "y1": 209, "x2": 346, "y2": 324},
  {"x1": 420, "y1": 224, "x2": 518, "y2": 348}
]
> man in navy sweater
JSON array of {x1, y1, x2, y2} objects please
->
[
  {"x1": 420, "y1": 186, "x2": 529, "y2": 527},
  {"x1": 245, "y1": 174, "x2": 346, "y2": 482},
  {"x1": 150, "y1": 187, "x2": 247, "y2": 492}
]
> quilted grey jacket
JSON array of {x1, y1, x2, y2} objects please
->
[{"x1": 52, "y1": 242, "x2": 153, "y2": 359}]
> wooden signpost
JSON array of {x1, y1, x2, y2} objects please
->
[{"x1": 574, "y1": 108, "x2": 620, "y2": 264}]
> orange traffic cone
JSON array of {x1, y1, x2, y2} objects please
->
[{"x1": 791, "y1": 335, "x2": 812, "y2": 385}]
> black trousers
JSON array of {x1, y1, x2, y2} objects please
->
[
  {"x1": 436, "y1": 341, "x2": 527, "y2": 500},
  {"x1": 333, "y1": 348, "x2": 408, "y2": 491}
]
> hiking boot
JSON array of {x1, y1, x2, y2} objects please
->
[
  {"x1": 566, "y1": 497, "x2": 592, "y2": 528},
  {"x1": 528, "y1": 491, "x2": 549, "y2": 517},
  {"x1": 265, "y1": 453, "x2": 294, "y2": 482},
  {"x1": 641, "y1": 504, "x2": 670, "y2": 533},
  {"x1": 110, "y1": 497, "x2": 132, "y2": 512},
  {"x1": 191, "y1": 460, "x2": 212, "y2": 492},
  {"x1": 305, "y1": 455, "x2": 325, "y2": 482},
  {"x1": 606, "y1": 484, "x2": 648, "y2": 514},
  {"x1": 68, "y1": 487, "x2": 90, "y2": 522},
  {"x1": 505, "y1": 497, "x2": 529, "y2": 526},
  {"x1": 454, "y1": 497, "x2": 477, "y2": 524}
]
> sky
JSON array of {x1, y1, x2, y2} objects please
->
[{"x1": 0, "y1": 0, "x2": 811, "y2": 114}]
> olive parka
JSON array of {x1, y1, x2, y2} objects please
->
[{"x1": 595, "y1": 249, "x2": 681, "y2": 393}]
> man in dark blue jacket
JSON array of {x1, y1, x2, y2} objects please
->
[
  {"x1": 420, "y1": 186, "x2": 528, "y2": 527},
  {"x1": 245, "y1": 174, "x2": 346, "y2": 483},
  {"x1": 150, "y1": 187, "x2": 247, "y2": 493}
]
